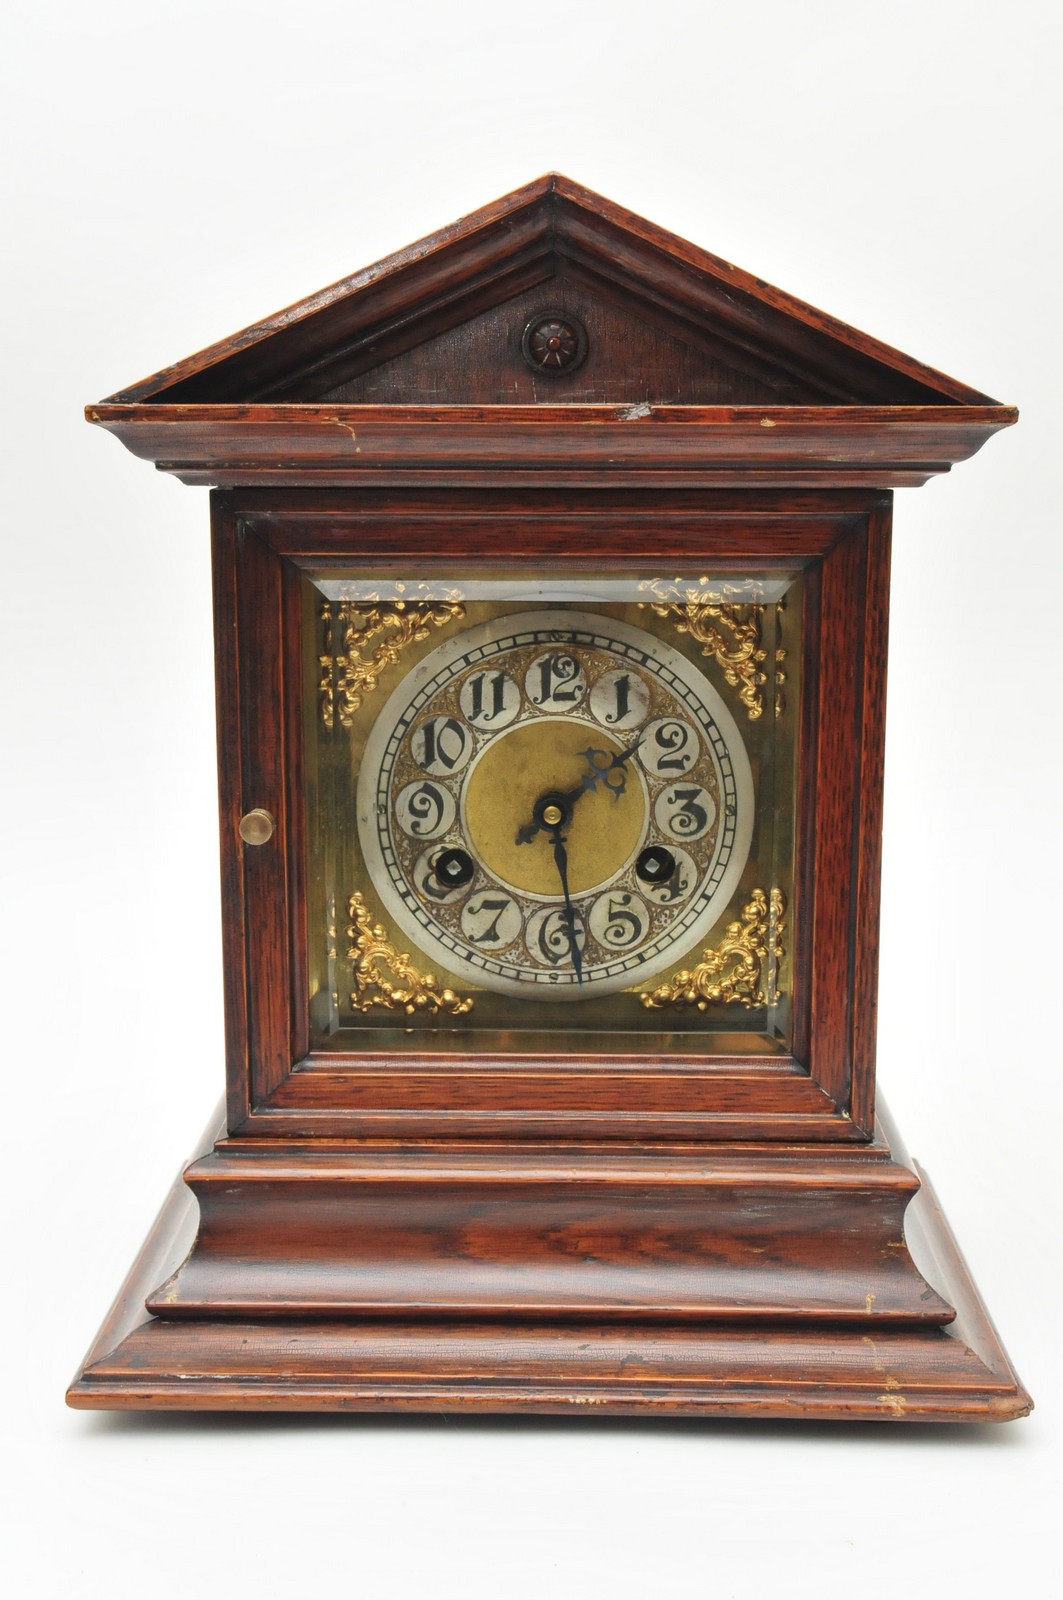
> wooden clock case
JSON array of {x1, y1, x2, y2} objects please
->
[{"x1": 68, "y1": 175, "x2": 1030, "y2": 1420}]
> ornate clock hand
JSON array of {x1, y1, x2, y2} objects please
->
[
  {"x1": 515, "y1": 735, "x2": 644, "y2": 845},
  {"x1": 547, "y1": 822, "x2": 583, "y2": 986},
  {"x1": 575, "y1": 734, "x2": 644, "y2": 800}
]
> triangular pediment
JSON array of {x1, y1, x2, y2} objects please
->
[
  {"x1": 90, "y1": 175, "x2": 1014, "y2": 490},
  {"x1": 105, "y1": 175, "x2": 996, "y2": 410}
]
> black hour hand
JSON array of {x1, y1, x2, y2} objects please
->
[
  {"x1": 516, "y1": 792, "x2": 572, "y2": 847},
  {"x1": 516, "y1": 737, "x2": 643, "y2": 845}
]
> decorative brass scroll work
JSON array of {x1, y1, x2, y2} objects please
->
[
  {"x1": 773, "y1": 595, "x2": 787, "y2": 719},
  {"x1": 327, "y1": 892, "x2": 339, "y2": 1010},
  {"x1": 320, "y1": 598, "x2": 466, "y2": 729},
  {"x1": 347, "y1": 892, "x2": 473, "y2": 1017},
  {"x1": 319, "y1": 603, "x2": 335, "y2": 728},
  {"x1": 639, "y1": 888, "x2": 786, "y2": 1011},
  {"x1": 640, "y1": 578, "x2": 770, "y2": 721}
]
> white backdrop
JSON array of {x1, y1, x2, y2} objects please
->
[{"x1": 2, "y1": 4, "x2": 1060, "y2": 1597}]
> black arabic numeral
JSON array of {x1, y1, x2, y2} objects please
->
[
  {"x1": 469, "y1": 672, "x2": 508, "y2": 723},
  {"x1": 420, "y1": 848, "x2": 473, "y2": 901},
  {"x1": 421, "y1": 716, "x2": 467, "y2": 771},
  {"x1": 654, "y1": 721, "x2": 692, "y2": 772},
  {"x1": 656, "y1": 868, "x2": 690, "y2": 904},
  {"x1": 407, "y1": 782, "x2": 445, "y2": 836},
  {"x1": 419, "y1": 864, "x2": 455, "y2": 902},
  {"x1": 469, "y1": 897, "x2": 510, "y2": 944},
  {"x1": 668, "y1": 786, "x2": 708, "y2": 836},
  {"x1": 605, "y1": 673, "x2": 631, "y2": 724},
  {"x1": 535, "y1": 653, "x2": 581, "y2": 705},
  {"x1": 604, "y1": 893, "x2": 643, "y2": 948},
  {"x1": 539, "y1": 909, "x2": 578, "y2": 965}
]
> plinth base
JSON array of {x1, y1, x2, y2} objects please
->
[{"x1": 67, "y1": 1122, "x2": 1030, "y2": 1421}]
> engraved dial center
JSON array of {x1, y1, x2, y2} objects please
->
[{"x1": 463, "y1": 720, "x2": 646, "y2": 899}]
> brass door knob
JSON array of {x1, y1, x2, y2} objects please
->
[{"x1": 239, "y1": 808, "x2": 275, "y2": 845}]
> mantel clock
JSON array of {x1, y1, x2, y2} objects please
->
[{"x1": 68, "y1": 175, "x2": 1030, "y2": 1420}]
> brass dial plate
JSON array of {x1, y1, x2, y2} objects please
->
[
  {"x1": 356, "y1": 610, "x2": 754, "y2": 1000},
  {"x1": 464, "y1": 721, "x2": 646, "y2": 897}
]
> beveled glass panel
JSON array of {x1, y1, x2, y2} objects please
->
[{"x1": 303, "y1": 569, "x2": 799, "y2": 1057}]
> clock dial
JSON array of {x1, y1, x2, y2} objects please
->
[{"x1": 356, "y1": 610, "x2": 754, "y2": 999}]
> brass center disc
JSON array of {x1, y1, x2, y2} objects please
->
[{"x1": 463, "y1": 721, "x2": 647, "y2": 898}]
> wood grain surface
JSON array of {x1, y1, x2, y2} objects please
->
[
  {"x1": 210, "y1": 489, "x2": 884, "y2": 1142},
  {"x1": 67, "y1": 1129, "x2": 1030, "y2": 1420},
  {"x1": 85, "y1": 175, "x2": 1015, "y2": 489},
  {"x1": 69, "y1": 177, "x2": 1027, "y2": 1420}
]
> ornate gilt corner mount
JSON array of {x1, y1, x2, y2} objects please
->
[
  {"x1": 639, "y1": 887, "x2": 786, "y2": 1011},
  {"x1": 320, "y1": 598, "x2": 466, "y2": 730},
  {"x1": 639, "y1": 577, "x2": 769, "y2": 721},
  {"x1": 347, "y1": 892, "x2": 473, "y2": 1017}
]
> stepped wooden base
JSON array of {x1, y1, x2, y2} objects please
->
[{"x1": 67, "y1": 1108, "x2": 1030, "y2": 1421}]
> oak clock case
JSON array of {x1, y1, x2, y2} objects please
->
[
  {"x1": 68, "y1": 173, "x2": 1029, "y2": 1420},
  {"x1": 308, "y1": 579, "x2": 795, "y2": 1051}
]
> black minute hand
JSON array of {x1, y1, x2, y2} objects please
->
[{"x1": 548, "y1": 824, "x2": 583, "y2": 986}]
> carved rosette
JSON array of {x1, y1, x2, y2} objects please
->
[
  {"x1": 320, "y1": 598, "x2": 466, "y2": 730},
  {"x1": 640, "y1": 577, "x2": 772, "y2": 721},
  {"x1": 347, "y1": 892, "x2": 473, "y2": 1017},
  {"x1": 639, "y1": 888, "x2": 785, "y2": 1011},
  {"x1": 521, "y1": 312, "x2": 588, "y2": 375}
]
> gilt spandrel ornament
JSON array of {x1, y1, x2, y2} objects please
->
[
  {"x1": 639, "y1": 887, "x2": 785, "y2": 1011},
  {"x1": 320, "y1": 598, "x2": 467, "y2": 730},
  {"x1": 347, "y1": 891, "x2": 473, "y2": 1017},
  {"x1": 640, "y1": 577, "x2": 771, "y2": 721}
]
